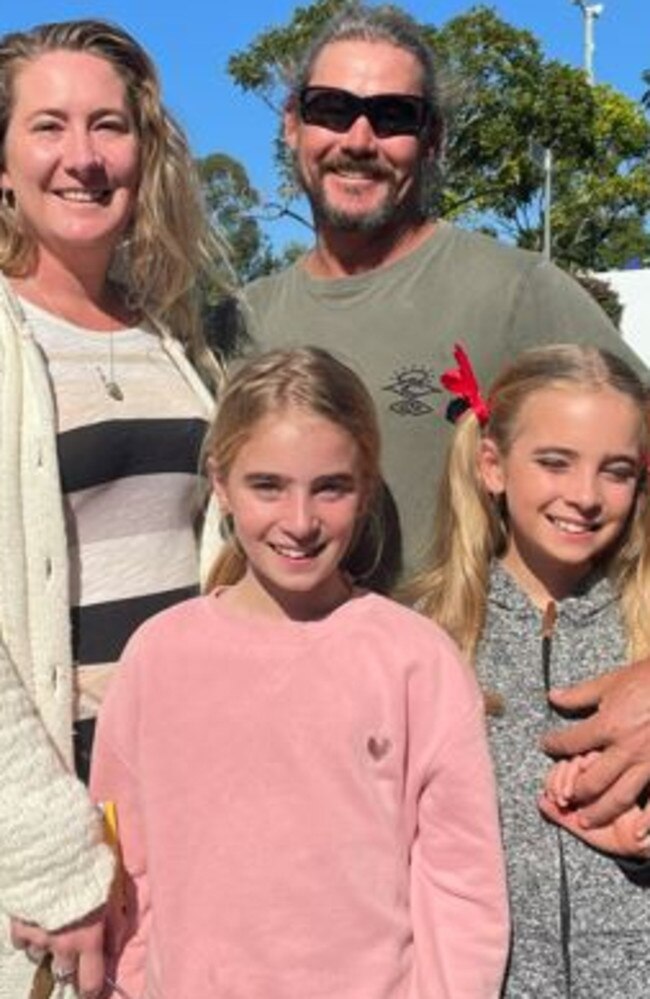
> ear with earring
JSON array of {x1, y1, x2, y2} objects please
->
[{"x1": 219, "y1": 510, "x2": 235, "y2": 544}]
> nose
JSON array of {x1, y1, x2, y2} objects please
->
[
  {"x1": 340, "y1": 112, "x2": 378, "y2": 154},
  {"x1": 63, "y1": 126, "x2": 103, "y2": 173},
  {"x1": 282, "y1": 491, "x2": 320, "y2": 540},
  {"x1": 565, "y1": 469, "x2": 602, "y2": 516}
]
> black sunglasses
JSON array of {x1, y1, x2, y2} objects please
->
[{"x1": 298, "y1": 86, "x2": 430, "y2": 138}]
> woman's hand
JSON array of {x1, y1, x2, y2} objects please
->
[{"x1": 11, "y1": 906, "x2": 105, "y2": 998}]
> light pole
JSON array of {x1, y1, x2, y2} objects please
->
[{"x1": 571, "y1": 1, "x2": 604, "y2": 85}]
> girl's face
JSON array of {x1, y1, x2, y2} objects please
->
[
  {"x1": 2, "y1": 50, "x2": 139, "y2": 271},
  {"x1": 212, "y1": 405, "x2": 368, "y2": 620},
  {"x1": 478, "y1": 384, "x2": 644, "y2": 605}
]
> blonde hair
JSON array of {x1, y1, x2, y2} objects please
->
[
  {"x1": 409, "y1": 344, "x2": 650, "y2": 665},
  {"x1": 202, "y1": 347, "x2": 382, "y2": 591},
  {"x1": 0, "y1": 19, "x2": 227, "y2": 389}
]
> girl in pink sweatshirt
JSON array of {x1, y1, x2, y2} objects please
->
[{"x1": 91, "y1": 346, "x2": 509, "y2": 999}]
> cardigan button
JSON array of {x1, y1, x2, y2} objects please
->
[
  {"x1": 45, "y1": 557, "x2": 52, "y2": 578},
  {"x1": 50, "y1": 666, "x2": 58, "y2": 690}
]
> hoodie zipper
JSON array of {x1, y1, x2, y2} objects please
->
[{"x1": 542, "y1": 601, "x2": 573, "y2": 998}]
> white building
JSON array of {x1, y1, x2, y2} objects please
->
[{"x1": 600, "y1": 268, "x2": 650, "y2": 366}]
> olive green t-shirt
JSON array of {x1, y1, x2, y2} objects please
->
[{"x1": 238, "y1": 222, "x2": 645, "y2": 587}]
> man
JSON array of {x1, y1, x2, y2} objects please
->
[
  {"x1": 236, "y1": 3, "x2": 644, "y2": 588},
  {"x1": 234, "y1": 4, "x2": 650, "y2": 830}
]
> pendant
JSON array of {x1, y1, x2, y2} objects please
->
[
  {"x1": 96, "y1": 366, "x2": 124, "y2": 401},
  {"x1": 105, "y1": 380, "x2": 124, "y2": 401}
]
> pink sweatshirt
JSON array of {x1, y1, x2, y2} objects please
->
[{"x1": 91, "y1": 591, "x2": 508, "y2": 999}]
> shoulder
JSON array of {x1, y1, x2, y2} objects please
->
[
  {"x1": 121, "y1": 595, "x2": 209, "y2": 662},
  {"x1": 350, "y1": 591, "x2": 467, "y2": 661},
  {"x1": 240, "y1": 262, "x2": 300, "y2": 309},
  {"x1": 440, "y1": 222, "x2": 542, "y2": 274}
]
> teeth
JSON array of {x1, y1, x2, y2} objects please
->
[
  {"x1": 550, "y1": 517, "x2": 597, "y2": 534},
  {"x1": 56, "y1": 190, "x2": 108, "y2": 202},
  {"x1": 272, "y1": 543, "x2": 322, "y2": 559}
]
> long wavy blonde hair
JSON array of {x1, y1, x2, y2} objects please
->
[
  {"x1": 409, "y1": 345, "x2": 650, "y2": 664},
  {"x1": 202, "y1": 346, "x2": 383, "y2": 592},
  {"x1": 0, "y1": 19, "x2": 227, "y2": 389}
]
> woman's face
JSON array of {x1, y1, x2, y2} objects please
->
[{"x1": 1, "y1": 49, "x2": 140, "y2": 269}]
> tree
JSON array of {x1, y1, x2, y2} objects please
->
[
  {"x1": 227, "y1": 3, "x2": 650, "y2": 272},
  {"x1": 197, "y1": 151, "x2": 278, "y2": 290}
]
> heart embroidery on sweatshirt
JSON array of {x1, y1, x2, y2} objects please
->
[{"x1": 367, "y1": 735, "x2": 392, "y2": 761}]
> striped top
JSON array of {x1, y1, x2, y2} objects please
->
[{"x1": 23, "y1": 300, "x2": 210, "y2": 721}]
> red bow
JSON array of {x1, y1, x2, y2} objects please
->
[{"x1": 440, "y1": 344, "x2": 490, "y2": 426}]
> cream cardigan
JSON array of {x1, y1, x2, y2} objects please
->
[{"x1": 0, "y1": 276, "x2": 217, "y2": 996}]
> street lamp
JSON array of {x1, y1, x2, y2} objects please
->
[{"x1": 571, "y1": 1, "x2": 604, "y2": 85}]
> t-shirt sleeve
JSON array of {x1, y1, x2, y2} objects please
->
[
  {"x1": 408, "y1": 637, "x2": 510, "y2": 998},
  {"x1": 512, "y1": 261, "x2": 647, "y2": 378},
  {"x1": 0, "y1": 638, "x2": 114, "y2": 930}
]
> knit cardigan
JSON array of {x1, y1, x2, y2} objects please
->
[{"x1": 0, "y1": 275, "x2": 217, "y2": 997}]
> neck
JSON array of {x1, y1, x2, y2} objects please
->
[
  {"x1": 11, "y1": 250, "x2": 133, "y2": 330},
  {"x1": 500, "y1": 545, "x2": 591, "y2": 611},
  {"x1": 222, "y1": 568, "x2": 354, "y2": 622},
  {"x1": 305, "y1": 216, "x2": 435, "y2": 279}
]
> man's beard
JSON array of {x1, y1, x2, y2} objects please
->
[{"x1": 298, "y1": 156, "x2": 422, "y2": 234}]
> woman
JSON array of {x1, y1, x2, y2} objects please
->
[{"x1": 0, "y1": 19, "x2": 224, "y2": 998}]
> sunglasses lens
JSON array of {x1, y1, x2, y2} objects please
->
[
  {"x1": 369, "y1": 95, "x2": 425, "y2": 137},
  {"x1": 299, "y1": 88, "x2": 428, "y2": 138},
  {"x1": 300, "y1": 88, "x2": 357, "y2": 133}
]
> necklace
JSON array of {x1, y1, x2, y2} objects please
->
[
  {"x1": 14, "y1": 277, "x2": 127, "y2": 402},
  {"x1": 96, "y1": 333, "x2": 124, "y2": 401}
]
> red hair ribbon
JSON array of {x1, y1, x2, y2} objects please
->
[{"x1": 440, "y1": 344, "x2": 490, "y2": 426}]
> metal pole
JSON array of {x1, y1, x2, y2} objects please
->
[
  {"x1": 571, "y1": 2, "x2": 604, "y2": 86},
  {"x1": 543, "y1": 148, "x2": 552, "y2": 261}
]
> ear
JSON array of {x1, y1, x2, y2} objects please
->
[
  {"x1": 206, "y1": 456, "x2": 230, "y2": 512},
  {"x1": 284, "y1": 97, "x2": 300, "y2": 155},
  {"x1": 477, "y1": 438, "x2": 506, "y2": 496}
]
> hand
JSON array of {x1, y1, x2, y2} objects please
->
[
  {"x1": 11, "y1": 906, "x2": 105, "y2": 998},
  {"x1": 539, "y1": 788, "x2": 650, "y2": 860},
  {"x1": 541, "y1": 656, "x2": 650, "y2": 827}
]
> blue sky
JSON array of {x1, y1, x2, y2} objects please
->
[{"x1": 4, "y1": 1, "x2": 649, "y2": 248}]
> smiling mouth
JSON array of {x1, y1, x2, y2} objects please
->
[
  {"x1": 270, "y1": 541, "x2": 326, "y2": 560},
  {"x1": 547, "y1": 515, "x2": 601, "y2": 534},
  {"x1": 55, "y1": 189, "x2": 112, "y2": 205}
]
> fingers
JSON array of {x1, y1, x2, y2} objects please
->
[
  {"x1": 542, "y1": 711, "x2": 609, "y2": 759},
  {"x1": 576, "y1": 762, "x2": 650, "y2": 827},
  {"x1": 546, "y1": 670, "x2": 616, "y2": 713},
  {"x1": 76, "y1": 939, "x2": 105, "y2": 999}
]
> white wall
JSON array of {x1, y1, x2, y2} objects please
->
[{"x1": 600, "y1": 269, "x2": 650, "y2": 366}]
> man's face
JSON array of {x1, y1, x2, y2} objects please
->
[{"x1": 285, "y1": 39, "x2": 434, "y2": 234}]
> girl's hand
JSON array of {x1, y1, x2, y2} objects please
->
[
  {"x1": 544, "y1": 751, "x2": 601, "y2": 808},
  {"x1": 539, "y1": 773, "x2": 650, "y2": 860}
]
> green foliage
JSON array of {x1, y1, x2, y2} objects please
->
[
  {"x1": 573, "y1": 273, "x2": 623, "y2": 328},
  {"x1": 226, "y1": 2, "x2": 650, "y2": 273},
  {"x1": 197, "y1": 152, "x2": 277, "y2": 289},
  {"x1": 227, "y1": 0, "x2": 348, "y2": 108}
]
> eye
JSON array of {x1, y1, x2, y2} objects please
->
[
  {"x1": 602, "y1": 464, "x2": 638, "y2": 483},
  {"x1": 247, "y1": 475, "x2": 282, "y2": 495},
  {"x1": 31, "y1": 118, "x2": 62, "y2": 133},
  {"x1": 535, "y1": 456, "x2": 569, "y2": 472},
  {"x1": 314, "y1": 476, "x2": 356, "y2": 498},
  {"x1": 94, "y1": 116, "x2": 131, "y2": 133}
]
